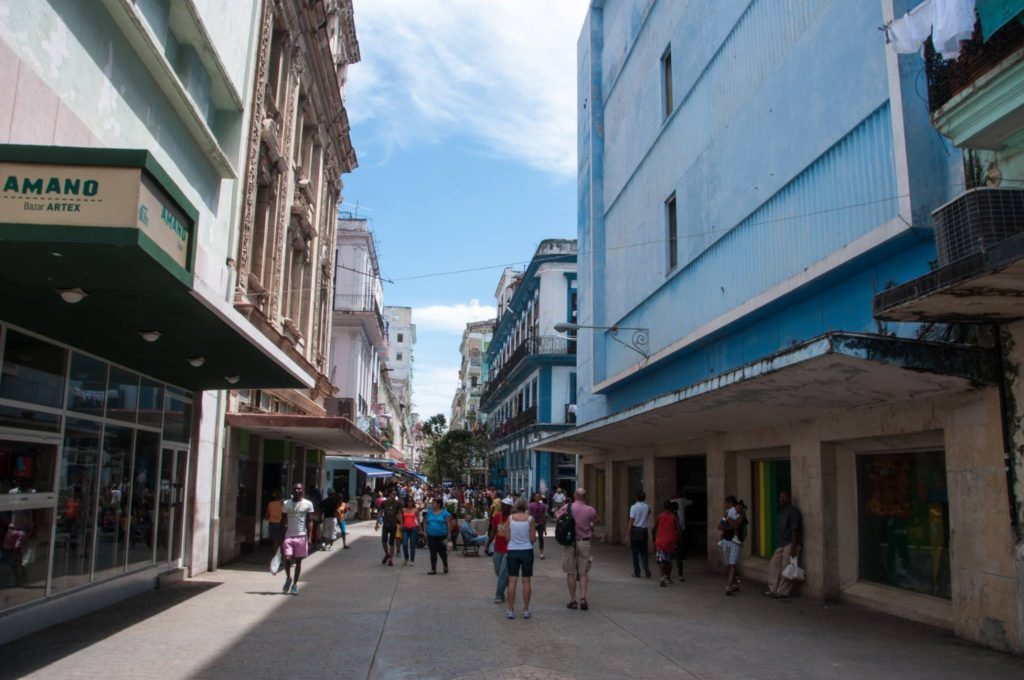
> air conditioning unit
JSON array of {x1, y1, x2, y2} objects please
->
[
  {"x1": 933, "y1": 187, "x2": 1024, "y2": 265},
  {"x1": 326, "y1": 397, "x2": 356, "y2": 421}
]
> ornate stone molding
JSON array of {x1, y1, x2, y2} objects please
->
[{"x1": 236, "y1": 1, "x2": 275, "y2": 285}]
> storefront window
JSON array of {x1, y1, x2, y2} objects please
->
[
  {"x1": 138, "y1": 379, "x2": 163, "y2": 429},
  {"x1": 0, "y1": 439, "x2": 55, "y2": 494},
  {"x1": 0, "y1": 330, "x2": 67, "y2": 408},
  {"x1": 0, "y1": 405, "x2": 61, "y2": 433},
  {"x1": 93, "y1": 426, "x2": 132, "y2": 579},
  {"x1": 858, "y1": 451, "x2": 950, "y2": 599},
  {"x1": 128, "y1": 431, "x2": 159, "y2": 568},
  {"x1": 107, "y1": 367, "x2": 139, "y2": 423},
  {"x1": 163, "y1": 396, "x2": 191, "y2": 443},
  {"x1": 52, "y1": 418, "x2": 101, "y2": 593},
  {"x1": 67, "y1": 352, "x2": 108, "y2": 417}
]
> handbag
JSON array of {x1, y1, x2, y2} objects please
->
[
  {"x1": 269, "y1": 548, "x2": 283, "y2": 575},
  {"x1": 782, "y1": 555, "x2": 805, "y2": 581}
]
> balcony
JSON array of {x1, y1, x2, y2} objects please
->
[
  {"x1": 875, "y1": 188, "x2": 1024, "y2": 322},
  {"x1": 333, "y1": 293, "x2": 388, "y2": 348},
  {"x1": 489, "y1": 404, "x2": 537, "y2": 441},
  {"x1": 481, "y1": 335, "x2": 575, "y2": 406},
  {"x1": 926, "y1": 14, "x2": 1024, "y2": 148}
]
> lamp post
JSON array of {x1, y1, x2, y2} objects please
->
[{"x1": 553, "y1": 322, "x2": 650, "y2": 359}]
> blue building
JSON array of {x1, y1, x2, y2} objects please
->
[
  {"x1": 539, "y1": 0, "x2": 1022, "y2": 653},
  {"x1": 482, "y1": 240, "x2": 578, "y2": 496}
]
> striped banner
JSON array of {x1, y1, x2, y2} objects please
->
[{"x1": 753, "y1": 460, "x2": 789, "y2": 557}]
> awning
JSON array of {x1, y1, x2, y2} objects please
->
[
  {"x1": 0, "y1": 145, "x2": 310, "y2": 390},
  {"x1": 353, "y1": 463, "x2": 394, "y2": 478},
  {"x1": 225, "y1": 413, "x2": 386, "y2": 455},
  {"x1": 529, "y1": 333, "x2": 997, "y2": 454},
  {"x1": 875, "y1": 231, "x2": 1024, "y2": 322}
]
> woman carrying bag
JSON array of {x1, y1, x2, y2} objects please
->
[{"x1": 400, "y1": 497, "x2": 419, "y2": 566}]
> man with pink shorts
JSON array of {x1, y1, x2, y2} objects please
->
[{"x1": 281, "y1": 483, "x2": 314, "y2": 595}]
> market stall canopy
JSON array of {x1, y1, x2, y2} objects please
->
[
  {"x1": 226, "y1": 414, "x2": 387, "y2": 456},
  {"x1": 530, "y1": 332, "x2": 997, "y2": 454},
  {"x1": 353, "y1": 463, "x2": 394, "y2": 478},
  {"x1": 0, "y1": 145, "x2": 311, "y2": 391}
]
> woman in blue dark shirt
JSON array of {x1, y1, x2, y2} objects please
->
[{"x1": 421, "y1": 497, "x2": 454, "y2": 574}]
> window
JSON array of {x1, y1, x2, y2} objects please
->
[
  {"x1": 666, "y1": 193, "x2": 678, "y2": 271},
  {"x1": 397, "y1": 352, "x2": 403, "y2": 361},
  {"x1": 661, "y1": 46, "x2": 673, "y2": 119},
  {"x1": 857, "y1": 451, "x2": 950, "y2": 599},
  {"x1": 397, "y1": 333, "x2": 404, "y2": 343}
]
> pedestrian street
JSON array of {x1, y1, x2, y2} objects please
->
[{"x1": 1, "y1": 521, "x2": 1022, "y2": 680}]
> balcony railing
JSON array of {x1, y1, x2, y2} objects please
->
[
  {"x1": 481, "y1": 335, "x2": 575, "y2": 405},
  {"x1": 926, "y1": 14, "x2": 1024, "y2": 113},
  {"x1": 333, "y1": 293, "x2": 388, "y2": 341},
  {"x1": 489, "y1": 404, "x2": 537, "y2": 441}
]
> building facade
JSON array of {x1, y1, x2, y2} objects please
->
[
  {"x1": 451, "y1": 319, "x2": 495, "y2": 485},
  {"x1": 537, "y1": 0, "x2": 1023, "y2": 654},
  {"x1": 450, "y1": 319, "x2": 494, "y2": 432},
  {"x1": 0, "y1": 0, "x2": 318, "y2": 642},
  {"x1": 383, "y1": 305, "x2": 416, "y2": 461},
  {"x1": 217, "y1": 0, "x2": 377, "y2": 563},
  {"x1": 482, "y1": 241, "x2": 579, "y2": 495}
]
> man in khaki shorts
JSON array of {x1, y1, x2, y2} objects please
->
[{"x1": 557, "y1": 488, "x2": 597, "y2": 610}]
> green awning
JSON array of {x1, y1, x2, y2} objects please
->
[
  {"x1": 978, "y1": 0, "x2": 1024, "y2": 41},
  {"x1": 0, "y1": 145, "x2": 308, "y2": 391}
]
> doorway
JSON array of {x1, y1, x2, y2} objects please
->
[
  {"x1": 156, "y1": 447, "x2": 188, "y2": 568},
  {"x1": 676, "y1": 456, "x2": 707, "y2": 557}
]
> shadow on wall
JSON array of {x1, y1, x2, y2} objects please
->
[{"x1": 48, "y1": 0, "x2": 223, "y2": 214}]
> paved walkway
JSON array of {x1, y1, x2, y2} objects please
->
[{"x1": 2, "y1": 522, "x2": 1023, "y2": 679}]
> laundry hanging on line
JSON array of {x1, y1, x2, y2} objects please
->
[{"x1": 885, "y1": 0, "x2": 977, "y2": 59}]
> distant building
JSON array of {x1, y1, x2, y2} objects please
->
[
  {"x1": 481, "y1": 240, "x2": 578, "y2": 495},
  {"x1": 451, "y1": 319, "x2": 495, "y2": 484},
  {"x1": 331, "y1": 216, "x2": 389, "y2": 433},
  {"x1": 384, "y1": 305, "x2": 416, "y2": 461}
]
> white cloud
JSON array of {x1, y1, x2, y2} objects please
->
[
  {"x1": 349, "y1": 0, "x2": 590, "y2": 177},
  {"x1": 412, "y1": 364, "x2": 461, "y2": 421},
  {"x1": 413, "y1": 299, "x2": 496, "y2": 332}
]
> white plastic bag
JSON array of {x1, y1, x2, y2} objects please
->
[
  {"x1": 782, "y1": 556, "x2": 805, "y2": 582},
  {"x1": 270, "y1": 548, "x2": 283, "y2": 575}
]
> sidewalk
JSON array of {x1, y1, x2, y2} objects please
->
[{"x1": 1, "y1": 523, "x2": 1022, "y2": 679}]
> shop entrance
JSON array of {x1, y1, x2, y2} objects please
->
[
  {"x1": 0, "y1": 436, "x2": 57, "y2": 610},
  {"x1": 156, "y1": 447, "x2": 188, "y2": 569},
  {"x1": 676, "y1": 456, "x2": 707, "y2": 557}
]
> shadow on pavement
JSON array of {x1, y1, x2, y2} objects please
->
[{"x1": 0, "y1": 580, "x2": 220, "y2": 679}]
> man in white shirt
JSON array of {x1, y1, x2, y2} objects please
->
[
  {"x1": 669, "y1": 490, "x2": 694, "y2": 580},
  {"x1": 627, "y1": 490, "x2": 652, "y2": 578},
  {"x1": 281, "y1": 483, "x2": 314, "y2": 595}
]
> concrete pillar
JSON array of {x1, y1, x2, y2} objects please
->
[
  {"x1": 603, "y1": 458, "x2": 615, "y2": 542},
  {"x1": 706, "y1": 436, "x2": 727, "y2": 571},
  {"x1": 790, "y1": 428, "x2": 839, "y2": 600},
  {"x1": 945, "y1": 389, "x2": 1023, "y2": 654}
]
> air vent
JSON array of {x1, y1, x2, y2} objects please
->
[{"x1": 933, "y1": 188, "x2": 1024, "y2": 265}]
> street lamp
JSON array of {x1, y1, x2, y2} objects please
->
[{"x1": 553, "y1": 322, "x2": 650, "y2": 359}]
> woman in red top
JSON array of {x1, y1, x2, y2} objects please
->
[
  {"x1": 654, "y1": 500, "x2": 681, "y2": 587},
  {"x1": 400, "y1": 497, "x2": 420, "y2": 566}
]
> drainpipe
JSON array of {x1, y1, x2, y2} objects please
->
[{"x1": 994, "y1": 325, "x2": 1022, "y2": 540}]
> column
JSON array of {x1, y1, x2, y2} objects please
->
[
  {"x1": 706, "y1": 435, "x2": 727, "y2": 571},
  {"x1": 789, "y1": 427, "x2": 838, "y2": 600}
]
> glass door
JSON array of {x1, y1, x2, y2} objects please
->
[
  {"x1": 155, "y1": 446, "x2": 189, "y2": 568},
  {"x1": 0, "y1": 437, "x2": 57, "y2": 611}
]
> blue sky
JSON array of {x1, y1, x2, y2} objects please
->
[{"x1": 343, "y1": 0, "x2": 589, "y2": 419}]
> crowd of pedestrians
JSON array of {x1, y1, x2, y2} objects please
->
[{"x1": 264, "y1": 476, "x2": 804, "y2": 614}]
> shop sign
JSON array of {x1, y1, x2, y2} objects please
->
[{"x1": 0, "y1": 161, "x2": 191, "y2": 270}]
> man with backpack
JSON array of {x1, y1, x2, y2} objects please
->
[{"x1": 555, "y1": 488, "x2": 597, "y2": 611}]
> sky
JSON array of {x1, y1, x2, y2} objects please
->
[{"x1": 343, "y1": 0, "x2": 590, "y2": 420}]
